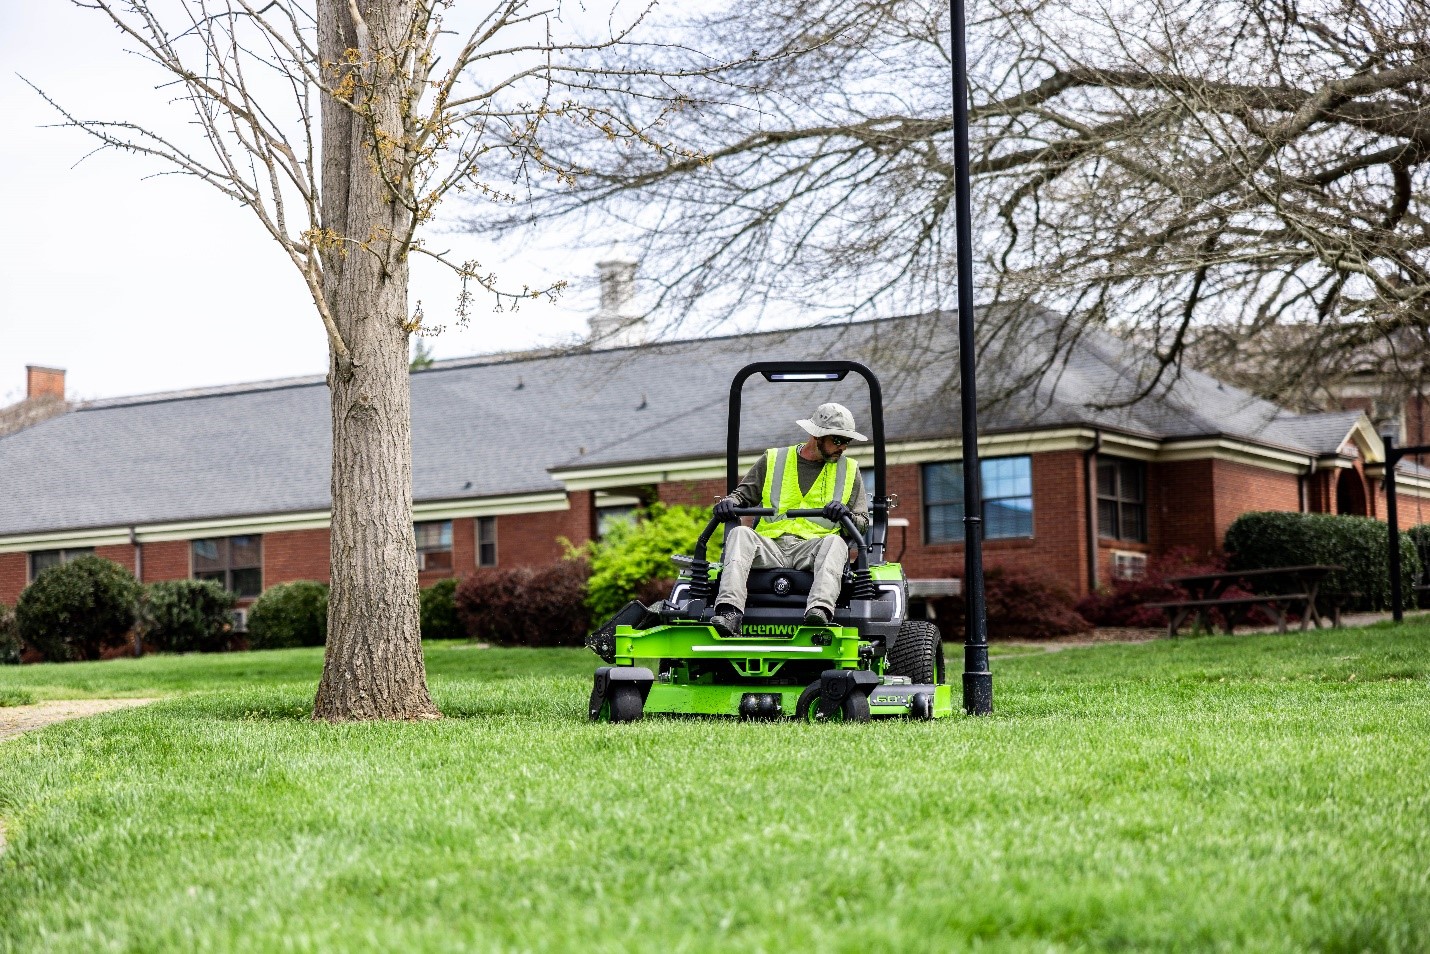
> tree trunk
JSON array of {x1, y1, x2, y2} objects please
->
[{"x1": 312, "y1": 0, "x2": 440, "y2": 721}]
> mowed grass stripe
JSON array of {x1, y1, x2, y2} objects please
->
[{"x1": 0, "y1": 626, "x2": 1427, "y2": 952}]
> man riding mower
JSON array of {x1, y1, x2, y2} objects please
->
[{"x1": 587, "y1": 361, "x2": 953, "y2": 723}]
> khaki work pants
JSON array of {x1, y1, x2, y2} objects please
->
[{"x1": 715, "y1": 526, "x2": 847, "y2": 615}]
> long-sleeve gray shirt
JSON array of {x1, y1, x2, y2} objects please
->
[{"x1": 726, "y1": 448, "x2": 870, "y2": 534}]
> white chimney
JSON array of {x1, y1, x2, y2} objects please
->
[{"x1": 587, "y1": 245, "x2": 647, "y2": 348}]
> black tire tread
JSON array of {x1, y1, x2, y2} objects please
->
[{"x1": 888, "y1": 620, "x2": 944, "y2": 685}]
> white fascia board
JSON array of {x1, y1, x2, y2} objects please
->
[
  {"x1": 1364, "y1": 465, "x2": 1430, "y2": 499},
  {"x1": 1345, "y1": 416, "x2": 1386, "y2": 463},
  {"x1": 555, "y1": 455, "x2": 764, "y2": 491},
  {"x1": 413, "y1": 493, "x2": 568, "y2": 520},
  {"x1": 1156, "y1": 438, "x2": 1312, "y2": 475},
  {"x1": 0, "y1": 492, "x2": 570, "y2": 554}
]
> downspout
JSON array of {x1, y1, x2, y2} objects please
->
[
  {"x1": 1299, "y1": 457, "x2": 1318, "y2": 513},
  {"x1": 1084, "y1": 430, "x2": 1102, "y2": 592},
  {"x1": 129, "y1": 526, "x2": 143, "y2": 657}
]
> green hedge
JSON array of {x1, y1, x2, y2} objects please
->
[
  {"x1": 585, "y1": 503, "x2": 719, "y2": 622},
  {"x1": 15, "y1": 555, "x2": 141, "y2": 661},
  {"x1": 0, "y1": 603, "x2": 21, "y2": 665},
  {"x1": 140, "y1": 579, "x2": 237, "y2": 653},
  {"x1": 247, "y1": 581, "x2": 329, "y2": 649},
  {"x1": 419, "y1": 578, "x2": 462, "y2": 640},
  {"x1": 1224, "y1": 512, "x2": 1420, "y2": 612}
]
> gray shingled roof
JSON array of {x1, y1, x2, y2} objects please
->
[{"x1": 0, "y1": 311, "x2": 1369, "y2": 537}]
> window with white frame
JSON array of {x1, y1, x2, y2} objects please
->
[
  {"x1": 922, "y1": 457, "x2": 1033, "y2": 543},
  {"x1": 476, "y1": 516, "x2": 497, "y2": 567}
]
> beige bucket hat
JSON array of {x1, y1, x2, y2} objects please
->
[{"x1": 796, "y1": 402, "x2": 868, "y2": 441}]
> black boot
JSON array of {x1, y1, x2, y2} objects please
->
[
  {"x1": 803, "y1": 605, "x2": 832, "y2": 627},
  {"x1": 711, "y1": 604, "x2": 744, "y2": 638}
]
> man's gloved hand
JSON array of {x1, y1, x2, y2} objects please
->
[
  {"x1": 822, "y1": 501, "x2": 852, "y2": 523},
  {"x1": 713, "y1": 497, "x2": 739, "y2": 521}
]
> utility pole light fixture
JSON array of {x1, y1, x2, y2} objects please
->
[{"x1": 948, "y1": 0, "x2": 993, "y2": 715}]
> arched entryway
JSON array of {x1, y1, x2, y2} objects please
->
[{"x1": 1336, "y1": 468, "x2": 1368, "y2": 516}]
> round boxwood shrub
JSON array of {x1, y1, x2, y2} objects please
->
[
  {"x1": 1224, "y1": 511, "x2": 1420, "y2": 612},
  {"x1": 246, "y1": 581, "x2": 329, "y2": 649},
  {"x1": 0, "y1": 603, "x2": 22, "y2": 665},
  {"x1": 140, "y1": 579, "x2": 237, "y2": 653},
  {"x1": 585, "y1": 503, "x2": 718, "y2": 623},
  {"x1": 15, "y1": 555, "x2": 141, "y2": 661},
  {"x1": 420, "y1": 578, "x2": 462, "y2": 640}
]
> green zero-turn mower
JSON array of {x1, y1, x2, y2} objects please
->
[{"x1": 586, "y1": 360, "x2": 954, "y2": 723}]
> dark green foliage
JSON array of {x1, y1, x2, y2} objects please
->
[
  {"x1": 419, "y1": 578, "x2": 462, "y2": 640},
  {"x1": 246, "y1": 581, "x2": 329, "y2": 649},
  {"x1": 0, "y1": 603, "x2": 21, "y2": 665},
  {"x1": 454, "y1": 560, "x2": 590, "y2": 647},
  {"x1": 584, "y1": 503, "x2": 718, "y2": 622},
  {"x1": 139, "y1": 579, "x2": 237, "y2": 653},
  {"x1": 15, "y1": 555, "x2": 140, "y2": 662},
  {"x1": 935, "y1": 566, "x2": 1093, "y2": 639},
  {"x1": 1225, "y1": 511, "x2": 1420, "y2": 612},
  {"x1": 1408, "y1": 524, "x2": 1430, "y2": 607}
]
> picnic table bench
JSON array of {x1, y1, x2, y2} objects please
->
[{"x1": 1148, "y1": 565, "x2": 1343, "y2": 637}]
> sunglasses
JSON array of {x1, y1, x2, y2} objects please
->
[{"x1": 826, "y1": 436, "x2": 852, "y2": 447}]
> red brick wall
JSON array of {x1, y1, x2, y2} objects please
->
[
  {"x1": 1212, "y1": 459, "x2": 1302, "y2": 543},
  {"x1": 265, "y1": 528, "x2": 331, "y2": 586},
  {"x1": 661, "y1": 479, "x2": 727, "y2": 508},
  {"x1": 0, "y1": 553, "x2": 26, "y2": 605},
  {"x1": 95, "y1": 544, "x2": 136, "y2": 575},
  {"x1": 142, "y1": 540, "x2": 191, "y2": 583}
]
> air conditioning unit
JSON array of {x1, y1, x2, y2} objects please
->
[
  {"x1": 229, "y1": 608, "x2": 248, "y2": 633},
  {"x1": 1112, "y1": 552, "x2": 1147, "y2": 581}
]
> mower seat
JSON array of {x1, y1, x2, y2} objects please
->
[{"x1": 740, "y1": 567, "x2": 853, "y2": 610}]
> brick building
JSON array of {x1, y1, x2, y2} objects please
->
[{"x1": 4, "y1": 311, "x2": 1429, "y2": 612}]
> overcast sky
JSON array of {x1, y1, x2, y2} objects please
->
[{"x1": 0, "y1": 3, "x2": 615, "y2": 404}]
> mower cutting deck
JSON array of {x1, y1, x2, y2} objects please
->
[{"x1": 586, "y1": 361, "x2": 953, "y2": 723}]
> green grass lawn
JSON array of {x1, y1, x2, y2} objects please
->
[{"x1": 1, "y1": 627, "x2": 1428, "y2": 952}]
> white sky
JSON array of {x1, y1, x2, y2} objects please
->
[{"x1": 0, "y1": 2, "x2": 609, "y2": 404}]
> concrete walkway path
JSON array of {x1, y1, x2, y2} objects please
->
[{"x1": 0, "y1": 698, "x2": 158, "y2": 743}]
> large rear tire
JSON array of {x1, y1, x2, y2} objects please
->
[
  {"x1": 794, "y1": 683, "x2": 871, "y2": 723},
  {"x1": 888, "y1": 620, "x2": 945, "y2": 685}
]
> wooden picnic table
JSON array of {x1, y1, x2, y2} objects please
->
[{"x1": 1149, "y1": 564, "x2": 1344, "y2": 637}]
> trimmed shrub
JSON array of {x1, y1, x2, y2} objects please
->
[
  {"x1": 455, "y1": 560, "x2": 591, "y2": 647},
  {"x1": 1408, "y1": 524, "x2": 1430, "y2": 607},
  {"x1": 933, "y1": 566, "x2": 1093, "y2": 640},
  {"x1": 247, "y1": 581, "x2": 329, "y2": 649},
  {"x1": 420, "y1": 578, "x2": 462, "y2": 640},
  {"x1": 15, "y1": 555, "x2": 141, "y2": 661},
  {"x1": 139, "y1": 579, "x2": 237, "y2": 653},
  {"x1": 1076, "y1": 547, "x2": 1226, "y2": 628},
  {"x1": 0, "y1": 603, "x2": 21, "y2": 665},
  {"x1": 1224, "y1": 511, "x2": 1420, "y2": 612},
  {"x1": 585, "y1": 503, "x2": 719, "y2": 623}
]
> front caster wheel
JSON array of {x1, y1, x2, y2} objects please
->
[
  {"x1": 794, "y1": 682, "x2": 871, "y2": 723},
  {"x1": 606, "y1": 684, "x2": 645, "y2": 723}
]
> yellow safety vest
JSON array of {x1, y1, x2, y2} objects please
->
[{"x1": 756, "y1": 445, "x2": 859, "y2": 540}]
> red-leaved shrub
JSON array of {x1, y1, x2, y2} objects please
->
[
  {"x1": 932, "y1": 566, "x2": 1092, "y2": 639},
  {"x1": 1075, "y1": 547, "x2": 1225, "y2": 627},
  {"x1": 455, "y1": 559, "x2": 591, "y2": 647}
]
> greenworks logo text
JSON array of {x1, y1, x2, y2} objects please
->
[{"x1": 742, "y1": 625, "x2": 799, "y2": 636}]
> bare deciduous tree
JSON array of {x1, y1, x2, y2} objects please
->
[
  {"x1": 40, "y1": 0, "x2": 750, "y2": 720},
  {"x1": 511, "y1": 0, "x2": 1430, "y2": 405}
]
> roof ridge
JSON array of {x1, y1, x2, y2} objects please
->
[{"x1": 72, "y1": 312, "x2": 941, "y2": 409}]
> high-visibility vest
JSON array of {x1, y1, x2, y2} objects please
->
[{"x1": 755, "y1": 445, "x2": 859, "y2": 540}]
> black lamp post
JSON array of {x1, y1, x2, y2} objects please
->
[{"x1": 949, "y1": 0, "x2": 992, "y2": 714}]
